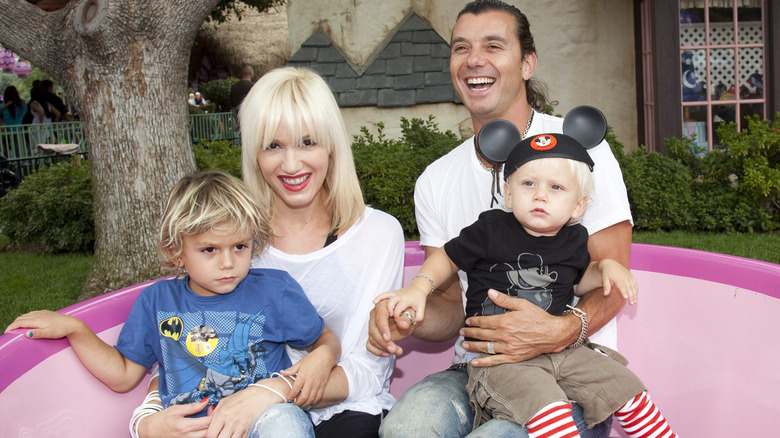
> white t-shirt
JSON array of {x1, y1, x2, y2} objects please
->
[
  {"x1": 414, "y1": 110, "x2": 633, "y2": 364},
  {"x1": 253, "y1": 207, "x2": 404, "y2": 424}
]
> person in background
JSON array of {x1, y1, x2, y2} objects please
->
[
  {"x1": 229, "y1": 64, "x2": 255, "y2": 131},
  {"x1": 193, "y1": 92, "x2": 205, "y2": 107},
  {"x1": 0, "y1": 86, "x2": 29, "y2": 156}
]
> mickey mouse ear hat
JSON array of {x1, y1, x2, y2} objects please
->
[
  {"x1": 503, "y1": 133, "x2": 595, "y2": 180},
  {"x1": 496, "y1": 106, "x2": 607, "y2": 180}
]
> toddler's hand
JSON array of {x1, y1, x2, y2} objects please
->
[{"x1": 599, "y1": 260, "x2": 638, "y2": 305}]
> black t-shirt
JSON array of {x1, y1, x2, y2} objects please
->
[
  {"x1": 444, "y1": 209, "x2": 590, "y2": 319},
  {"x1": 229, "y1": 80, "x2": 254, "y2": 110}
]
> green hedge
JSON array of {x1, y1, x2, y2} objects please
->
[
  {"x1": 1, "y1": 113, "x2": 777, "y2": 254},
  {"x1": 611, "y1": 113, "x2": 779, "y2": 232},
  {"x1": 0, "y1": 158, "x2": 94, "y2": 253},
  {"x1": 352, "y1": 116, "x2": 460, "y2": 239}
]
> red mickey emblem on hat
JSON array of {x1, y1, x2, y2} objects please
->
[{"x1": 531, "y1": 134, "x2": 557, "y2": 151}]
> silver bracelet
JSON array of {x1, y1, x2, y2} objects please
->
[
  {"x1": 412, "y1": 273, "x2": 436, "y2": 295},
  {"x1": 563, "y1": 304, "x2": 588, "y2": 349}
]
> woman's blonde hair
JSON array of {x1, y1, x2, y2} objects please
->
[
  {"x1": 157, "y1": 170, "x2": 272, "y2": 274},
  {"x1": 239, "y1": 67, "x2": 365, "y2": 234}
]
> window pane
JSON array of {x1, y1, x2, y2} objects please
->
[
  {"x1": 740, "y1": 103, "x2": 763, "y2": 127},
  {"x1": 737, "y1": 6, "x2": 762, "y2": 28},
  {"x1": 712, "y1": 103, "x2": 735, "y2": 148},
  {"x1": 710, "y1": 48, "x2": 735, "y2": 100},
  {"x1": 680, "y1": 7, "x2": 704, "y2": 26},
  {"x1": 683, "y1": 106, "x2": 708, "y2": 154},
  {"x1": 739, "y1": 47, "x2": 763, "y2": 99},
  {"x1": 682, "y1": 49, "x2": 707, "y2": 102},
  {"x1": 709, "y1": 5, "x2": 734, "y2": 24}
]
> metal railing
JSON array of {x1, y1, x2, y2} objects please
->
[
  {"x1": 0, "y1": 112, "x2": 240, "y2": 182},
  {"x1": 189, "y1": 112, "x2": 239, "y2": 145},
  {"x1": 0, "y1": 121, "x2": 87, "y2": 181}
]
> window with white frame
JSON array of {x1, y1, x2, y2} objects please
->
[{"x1": 679, "y1": 0, "x2": 765, "y2": 152}]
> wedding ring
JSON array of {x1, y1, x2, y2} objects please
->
[
  {"x1": 487, "y1": 341, "x2": 495, "y2": 354},
  {"x1": 403, "y1": 310, "x2": 415, "y2": 325}
]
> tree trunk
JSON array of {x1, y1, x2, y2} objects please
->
[{"x1": 0, "y1": 0, "x2": 221, "y2": 299}]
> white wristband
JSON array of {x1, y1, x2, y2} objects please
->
[
  {"x1": 249, "y1": 383, "x2": 288, "y2": 403},
  {"x1": 129, "y1": 390, "x2": 163, "y2": 438}
]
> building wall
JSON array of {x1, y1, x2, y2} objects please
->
[{"x1": 287, "y1": 0, "x2": 639, "y2": 149}]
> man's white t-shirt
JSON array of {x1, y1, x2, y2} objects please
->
[{"x1": 414, "y1": 110, "x2": 633, "y2": 364}]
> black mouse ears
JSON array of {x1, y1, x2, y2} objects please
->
[
  {"x1": 561, "y1": 105, "x2": 608, "y2": 150},
  {"x1": 474, "y1": 105, "x2": 608, "y2": 166}
]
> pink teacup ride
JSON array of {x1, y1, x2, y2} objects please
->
[{"x1": 1, "y1": 242, "x2": 778, "y2": 437}]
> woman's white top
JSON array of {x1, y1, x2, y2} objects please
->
[{"x1": 253, "y1": 207, "x2": 405, "y2": 424}]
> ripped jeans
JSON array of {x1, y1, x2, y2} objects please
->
[
  {"x1": 379, "y1": 365, "x2": 612, "y2": 438},
  {"x1": 248, "y1": 403, "x2": 315, "y2": 438}
]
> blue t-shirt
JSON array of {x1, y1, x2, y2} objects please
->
[
  {"x1": 1, "y1": 103, "x2": 27, "y2": 128},
  {"x1": 116, "y1": 268, "x2": 324, "y2": 414}
]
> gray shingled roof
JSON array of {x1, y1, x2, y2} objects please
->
[{"x1": 286, "y1": 13, "x2": 459, "y2": 108}]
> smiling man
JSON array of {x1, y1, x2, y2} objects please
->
[{"x1": 370, "y1": 1, "x2": 634, "y2": 437}]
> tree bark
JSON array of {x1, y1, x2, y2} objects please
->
[{"x1": 0, "y1": 0, "x2": 221, "y2": 299}]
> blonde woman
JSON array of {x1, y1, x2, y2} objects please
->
[{"x1": 137, "y1": 68, "x2": 404, "y2": 438}]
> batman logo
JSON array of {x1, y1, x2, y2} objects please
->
[{"x1": 160, "y1": 316, "x2": 184, "y2": 341}]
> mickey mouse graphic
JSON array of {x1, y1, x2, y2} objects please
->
[{"x1": 482, "y1": 253, "x2": 558, "y2": 316}]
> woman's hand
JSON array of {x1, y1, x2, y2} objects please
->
[
  {"x1": 205, "y1": 379, "x2": 291, "y2": 438},
  {"x1": 282, "y1": 348, "x2": 331, "y2": 408},
  {"x1": 137, "y1": 400, "x2": 211, "y2": 438}
]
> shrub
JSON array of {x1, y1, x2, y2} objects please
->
[
  {"x1": 199, "y1": 78, "x2": 238, "y2": 113},
  {"x1": 193, "y1": 139, "x2": 242, "y2": 178},
  {"x1": 621, "y1": 144, "x2": 699, "y2": 231},
  {"x1": 352, "y1": 116, "x2": 460, "y2": 239},
  {"x1": 0, "y1": 158, "x2": 94, "y2": 253},
  {"x1": 615, "y1": 113, "x2": 779, "y2": 232}
]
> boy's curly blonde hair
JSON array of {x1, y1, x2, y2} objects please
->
[{"x1": 157, "y1": 170, "x2": 272, "y2": 274}]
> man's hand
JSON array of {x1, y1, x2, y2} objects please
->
[
  {"x1": 367, "y1": 298, "x2": 416, "y2": 357},
  {"x1": 459, "y1": 290, "x2": 578, "y2": 367}
]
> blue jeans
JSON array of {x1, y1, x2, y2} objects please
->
[
  {"x1": 379, "y1": 367, "x2": 612, "y2": 438},
  {"x1": 248, "y1": 403, "x2": 315, "y2": 438}
]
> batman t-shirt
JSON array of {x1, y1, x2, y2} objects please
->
[{"x1": 116, "y1": 268, "x2": 323, "y2": 414}]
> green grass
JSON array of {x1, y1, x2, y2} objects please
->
[
  {"x1": 0, "y1": 252, "x2": 93, "y2": 331},
  {"x1": 632, "y1": 231, "x2": 780, "y2": 265},
  {"x1": 1, "y1": 231, "x2": 778, "y2": 330}
]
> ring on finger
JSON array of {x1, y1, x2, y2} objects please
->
[
  {"x1": 403, "y1": 310, "x2": 415, "y2": 325},
  {"x1": 487, "y1": 341, "x2": 495, "y2": 354}
]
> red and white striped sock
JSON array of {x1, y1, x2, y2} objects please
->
[
  {"x1": 527, "y1": 401, "x2": 581, "y2": 438},
  {"x1": 615, "y1": 391, "x2": 677, "y2": 438}
]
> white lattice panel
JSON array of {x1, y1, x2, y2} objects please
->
[{"x1": 681, "y1": 22, "x2": 763, "y2": 88}]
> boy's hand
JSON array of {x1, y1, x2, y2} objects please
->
[
  {"x1": 281, "y1": 347, "x2": 332, "y2": 408},
  {"x1": 598, "y1": 259, "x2": 638, "y2": 305},
  {"x1": 4, "y1": 310, "x2": 86, "y2": 339}
]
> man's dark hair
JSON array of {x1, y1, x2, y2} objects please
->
[{"x1": 456, "y1": 0, "x2": 552, "y2": 111}]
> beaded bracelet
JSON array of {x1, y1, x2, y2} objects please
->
[
  {"x1": 563, "y1": 304, "x2": 588, "y2": 349},
  {"x1": 412, "y1": 273, "x2": 436, "y2": 295}
]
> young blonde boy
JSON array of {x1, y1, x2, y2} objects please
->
[
  {"x1": 377, "y1": 134, "x2": 675, "y2": 438},
  {"x1": 6, "y1": 170, "x2": 340, "y2": 421}
]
